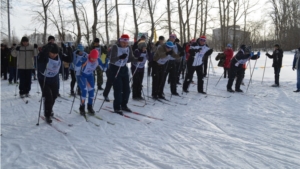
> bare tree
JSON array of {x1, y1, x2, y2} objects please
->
[
  {"x1": 115, "y1": 0, "x2": 120, "y2": 38},
  {"x1": 104, "y1": 0, "x2": 110, "y2": 45},
  {"x1": 48, "y1": 0, "x2": 66, "y2": 41},
  {"x1": 41, "y1": 0, "x2": 52, "y2": 44},
  {"x1": 69, "y1": 0, "x2": 81, "y2": 44},
  {"x1": 92, "y1": 0, "x2": 102, "y2": 40}
]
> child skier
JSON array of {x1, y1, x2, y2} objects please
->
[{"x1": 76, "y1": 49, "x2": 108, "y2": 115}]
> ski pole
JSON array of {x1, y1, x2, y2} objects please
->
[
  {"x1": 129, "y1": 62, "x2": 141, "y2": 83},
  {"x1": 215, "y1": 71, "x2": 224, "y2": 87},
  {"x1": 205, "y1": 55, "x2": 211, "y2": 93},
  {"x1": 246, "y1": 58, "x2": 258, "y2": 93},
  {"x1": 14, "y1": 50, "x2": 20, "y2": 97},
  {"x1": 69, "y1": 85, "x2": 78, "y2": 114},
  {"x1": 261, "y1": 54, "x2": 268, "y2": 84},
  {"x1": 147, "y1": 61, "x2": 149, "y2": 100},
  {"x1": 98, "y1": 60, "x2": 124, "y2": 113},
  {"x1": 36, "y1": 63, "x2": 48, "y2": 126}
]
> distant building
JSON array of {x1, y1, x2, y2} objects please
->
[{"x1": 212, "y1": 25, "x2": 251, "y2": 50}]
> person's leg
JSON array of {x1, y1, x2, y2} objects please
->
[
  {"x1": 227, "y1": 66, "x2": 237, "y2": 90},
  {"x1": 297, "y1": 69, "x2": 300, "y2": 90},
  {"x1": 131, "y1": 66, "x2": 139, "y2": 99},
  {"x1": 182, "y1": 63, "x2": 195, "y2": 92},
  {"x1": 170, "y1": 63, "x2": 178, "y2": 94},
  {"x1": 235, "y1": 68, "x2": 245, "y2": 91},
  {"x1": 96, "y1": 68, "x2": 103, "y2": 89},
  {"x1": 18, "y1": 69, "x2": 26, "y2": 95},
  {"x1": 25, "y1": 69, "x2": 32, "y2": 95},
  {"x1": 70, "y1": 70, "x2": 76, "y2": 93},
  {"x1": 77, "y1": 75, "x2": 87, "y2": 105},
  {"x1": 152, "y1": 62, "x2": 158, "y2": 97},
  {"x1": 195, "y1": 65, "x2": 204, "y2": 92},
  {"x1": 9, "y1": 67, "x2": 14, "y2": 83},
  {"x1": 110, "y1": 65, "x2": 123, "y2": 110},
  {"x1": 103, "y1": 67, "x2": 112, "y2": 97},
  {"x1": 121, "y1": 67, "x2": 130, "y2": 108}
]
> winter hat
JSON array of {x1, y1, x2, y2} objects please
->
[
  {"x1": 48, "y1": 35, "x2": 55, "y2": 41},
  {"x1": 175, "y1": 38, "x2": 180, "y2": 43},
  {"x1": 227, "y1": 44, "x2": 232, "y2": 48},
  {"x1": 94, "y1": 38, "x2": 100, "y2": 43},
  {"x1": 190, "y1": 39, "x2": 196, "y2": 43},
  {"x1": 120, "y1": 34, "x2": 130, "y2": 42},
  {"x1": 49, "y1": 43, "x2": 59, "y2": 54},
  {"x1": 21, "y1": 36, "x2": 29, "y2": 42},
  {"x1": 77, "y1": 44, "x2": 84, "y2": 52},
  {"x1": 138, "y1": 42, "x2": 147, "y2": 49},
  {"x1": 159, "y1": 36, "x2": 165, "y2": 41},
  {"x1": 165, "y1": 41, "x2": 174, "y2": 48},
  {"x1": 141, "y1": 35, "x2": 146, "y2": 39},
  {"x1": 240, "y1": 44, "x2": 251, "y2": 54},
  {"x1": 89, "y1": 49, "x2": 99, "y2": 62},
  {"x1": 274, "y1": 44, "x2": 280, "y2": 48},
  {"x1": 199, "y1": 35, "x2": 206, "y2": 41}
]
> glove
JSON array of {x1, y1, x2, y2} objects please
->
[
  {"x1": 119, "y1": 53, "x2": 127, "y2": 59},
  {"x1": 16, "y1": 46, "x2": 20, "y2": 51},
  {"x1": 138, "y1": 57, "x2": 144, "y2": 62},
  {"x1": 293, "y1": 67, "x2": 295, "y2": 71},
  {"x1": 257, "y1": 51, "x2": 260, "y2": 57},
  {"x1": 266, "y1": 52, "x2": 269, "y2": 56},
  {"x1": 197, "y1": 48, "x2": 202, "y2": 52},
  {"x1": 34, "y1": 44, "x2": 38, "y2": 48},
  {"x1": 76, "y1": 50, "x2": 80, "y2": 55},
  {"x1": 250, "y1": 52, "x2": 254, "y2": 57}
]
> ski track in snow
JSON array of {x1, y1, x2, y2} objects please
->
[{"x1": 1, "y1": 52, "x2": 300, "y2": 169}]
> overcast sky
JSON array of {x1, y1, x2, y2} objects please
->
[{"x1": 4, "y1": 0, "x2": 271, "y2": 43}]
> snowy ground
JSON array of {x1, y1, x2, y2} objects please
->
[{"x1": 1, "y1": 51, "x2": 300, "y2": 169}]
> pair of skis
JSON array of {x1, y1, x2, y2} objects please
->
[{"x1": 40, "y1": 115, "x2": 73, "y2": 135}]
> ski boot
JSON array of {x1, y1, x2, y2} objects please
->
[
  {"x1": 87, "y1": 104, "x2": 95, "y2": 115},
  {"x1": 121, "y1": 106, "x2": 132, "y2": 112},
  {"x1": 79, "y1": 104, "x2": 85, "y2": 115}
]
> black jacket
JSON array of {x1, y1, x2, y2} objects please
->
[
  {"x1": 37, "y1": 43, "x2": 73, "y2": 83},
  {"x1": 266, "y1": 49, "x2": 283, "y2": 68},
  {"x1": 1, "y1": 48, "x2": 10, "y2": 65}
]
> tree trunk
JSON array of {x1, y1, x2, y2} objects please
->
[
  {"x1": 132, "y1": 0, "x2": 139, "y2": 41},
  {"x1": 71, "y1": 0, "x2": 81, "y2": 44},
  {"x1": 203, "y1": 0, "x2": 208, "y2": 35},
  {"x1": 178, "y1": 0, "x2": 183, "y2": 42},
  {"x1": 105, "y1": 0, "x2": 109, "y2": 45},
  {"x1": 194, "y1": 0, "x2": 199, "y2": 38},
  {"x1": 115, "y1": 0, "x2": 120, "y2": 38},
  {"x1": 147, "y1": 0, "x2": 155, "y2": 42},
  {"x1": 92, "y1": 0, "x2": 98, "y2": 40},
  {"x1": 167, "y1": 0, "x2": 172, "y2": 35},
  {"x1": 200, "y1": 0, "x2": 203, "y2": 35}
]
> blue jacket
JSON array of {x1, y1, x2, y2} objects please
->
[{"x1": 70, "y1": 51, "x2": 88, "y2": 70}]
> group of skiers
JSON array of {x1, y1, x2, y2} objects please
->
[{"x1": 1, "y1": 33, "x2": 300, "y2": 124}]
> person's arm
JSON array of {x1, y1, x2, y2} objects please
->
[
  {"x1": 109, "y1": 45, "x2": 119, "y2": 63},
  {"x1": 76, "y1": 56, "x2": 87, "y2": 67},
  {"x1": 153, "y1": 46, "x2": 167, "y2": 61}
]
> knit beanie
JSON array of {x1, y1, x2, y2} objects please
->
[
  {"x1": 159, "y1": 36, "x2": 165, "y2": 41},
  {"x1": 21, "y1": 36, "x2": 29, "y2": 42},
  {"x1": 94, "y1": 38, "x2": 100, "y2": 43},
  {"x1": 77, "y1": 44, "x2": 84, "y2": 52},
  {"x1": 49, "y1": 43, "x2": 59, "y2": 54},
  {"x1": 48, "y1": 36, "x2": 55, "y2": 42},
  {"x1": 120, "y1": 34, "x2": 130, "y2": 42}
]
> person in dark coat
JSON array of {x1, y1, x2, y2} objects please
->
[
  {"x1": 292, "y1": 46, "x2": 300, "y2": 92},
  {"x1": 266, "y1": 44, "x2": 284, "y2": 87},
  {"x1": 227, "y1": 45, "x2": 260, "y2": 92},
  {"x1": 8, "y1": 44, "x2": 18, "y2": 84},
  {"x1": 1, "y1": 44, "x2": 10, "y2": 80},
  {"x1": 37, "y1": 43, "x2": 73, "y2": 123}
]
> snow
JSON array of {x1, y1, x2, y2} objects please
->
[{"x1": 1, "y1": 51, "x2": 300, "y2": 169}]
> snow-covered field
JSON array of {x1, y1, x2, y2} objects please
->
[{"x1": 1, "y1": 51, "x2": 300, "y2": 169}]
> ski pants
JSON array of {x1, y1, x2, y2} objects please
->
[
  {"x1": 39, "y1": 77, "x2": 58, "y2": 117},
  {"x1": 18, "y1": 69, "x2": 32, "y2": 95},
  {"x1": 110, "y1": 64, "x2": 130, "y2": 110},
  {"x1": 152, "y1": 62, "x2": 166, "y2": 97},
  {"x1": 274, "y1": 66, "x2": 281, "y2": 85},
  {"x1": 131, "y1": 66, "x2": 144, "y2": 98},
  {"x1": 77, "y1": 74, "x2": 95, "y2": 105},
  {"x1": 165, "y1": 61, "x2": 178, "y2": 94},
  {"x1": 227, "y1": 65, "x2": 245, "y2": 90},
  {"x1": 183, "y1": 60, "x2": 204, "y2": 92}
]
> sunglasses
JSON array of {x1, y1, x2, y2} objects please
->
[{"x1": 200, "y1": 39, "x2": 206, "y2": 42}]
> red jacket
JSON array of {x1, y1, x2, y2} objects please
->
[{"x1": 223, "y1": 48, "x2": 234, "y2": 68}]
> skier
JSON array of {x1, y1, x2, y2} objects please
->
[
  {"x1": 8, "y1": 44, "x2": 18, "y2": 84},
  {"x1": 11, "y1": 37, "x2": 38, "y2": 97},
  {"x1": 109, "y1": 34, "x2": 135, "y2": 115},
  {"x1": 182, "y1": 35, "x2": 213, "y2": 94},
  {"x1": 223, "y1": 44, "x2": 234, "y2": 78},
  {"x1": 292, "y1": 46, "x2": 300, "y2": 92},
  {"x1": 70, "y1": 44, "x2": 88, "y2": 96},
  {"x1": 76, "y1": 49, "x2": 108, "y2": 115},
  {"x1": 152, "y1": 41, "x2": 179, "y2": 99},
  {"x1": 103, "y1": 46, "x2": 113, "y2": 102},
  {"x1": 226, "y1": 45, "x2": 260, "y2": 92},
  {"x1": 132, "y1": 42, "x2": 148, "y2": 100},
  {"x1": 1, "y1": 44, "x2": 9, "y2": 80},
  {"x1": 37, "y1": 43, "x2": 73, "y2": 123},
  {"x1": 266, "y1": 44, "x2": 284, "y2": 87},
  {"x1": 165, "y1": 34, "x2": 181, "y2": 95}
]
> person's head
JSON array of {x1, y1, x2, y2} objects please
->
[
  {"x1": 77, "y1": 44, "x2": 84, "y2": 55},
  {"x1": 49, "y1": 43, "x2": 59, "y2": 59},
  {"x1": 93, "y1": 38, "x2": 100, "y2": 46},
  {"x1": 198, "y1": 35, "x2": 206, "y2": 45},
  {"x1": 190, "y1": 39, "x2": 196, "y2": 44},
  {"x1": 239, "y1": 44, "x2": 251, "y2": 55},
  {"x1": 169, "y1": 34, "x2": 176, "y2": 42},
  {"x1": 227, "y1": 44, "x2": 232, "y2": 49},
  {"x1": 89, "y1": 49, "x2": 99, "y2": 62},
  {"x1": 13, "y1": 43, "x2": 16, "y2": 47},
  {"x1": 140, "y1": 35, "x2": 146, "y2": 41},
  {"x1": 120, "y1": 34, "x2": 130, "y2": 48},
  {"x1": 21, "y1": 36, "x2": 29, "y2": 46},
  {"x1": 274, "y1": 44, "x2": 280, "y2": 50},
  {"x1": 138, "y1": 42, "x2": 147, "y2": 52},
  {"x1": 165, "y1": 41, "x2": 174, "y2": 51},
  {"x1": 159, "y1": 36, "x2": 165, "y2": 43},
  {"x1": 175, "y1": 38, "x2": 180, "y2": 44},
  {"x1": 48, "y1": 36, "x2": 55, "y2": 44}
]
